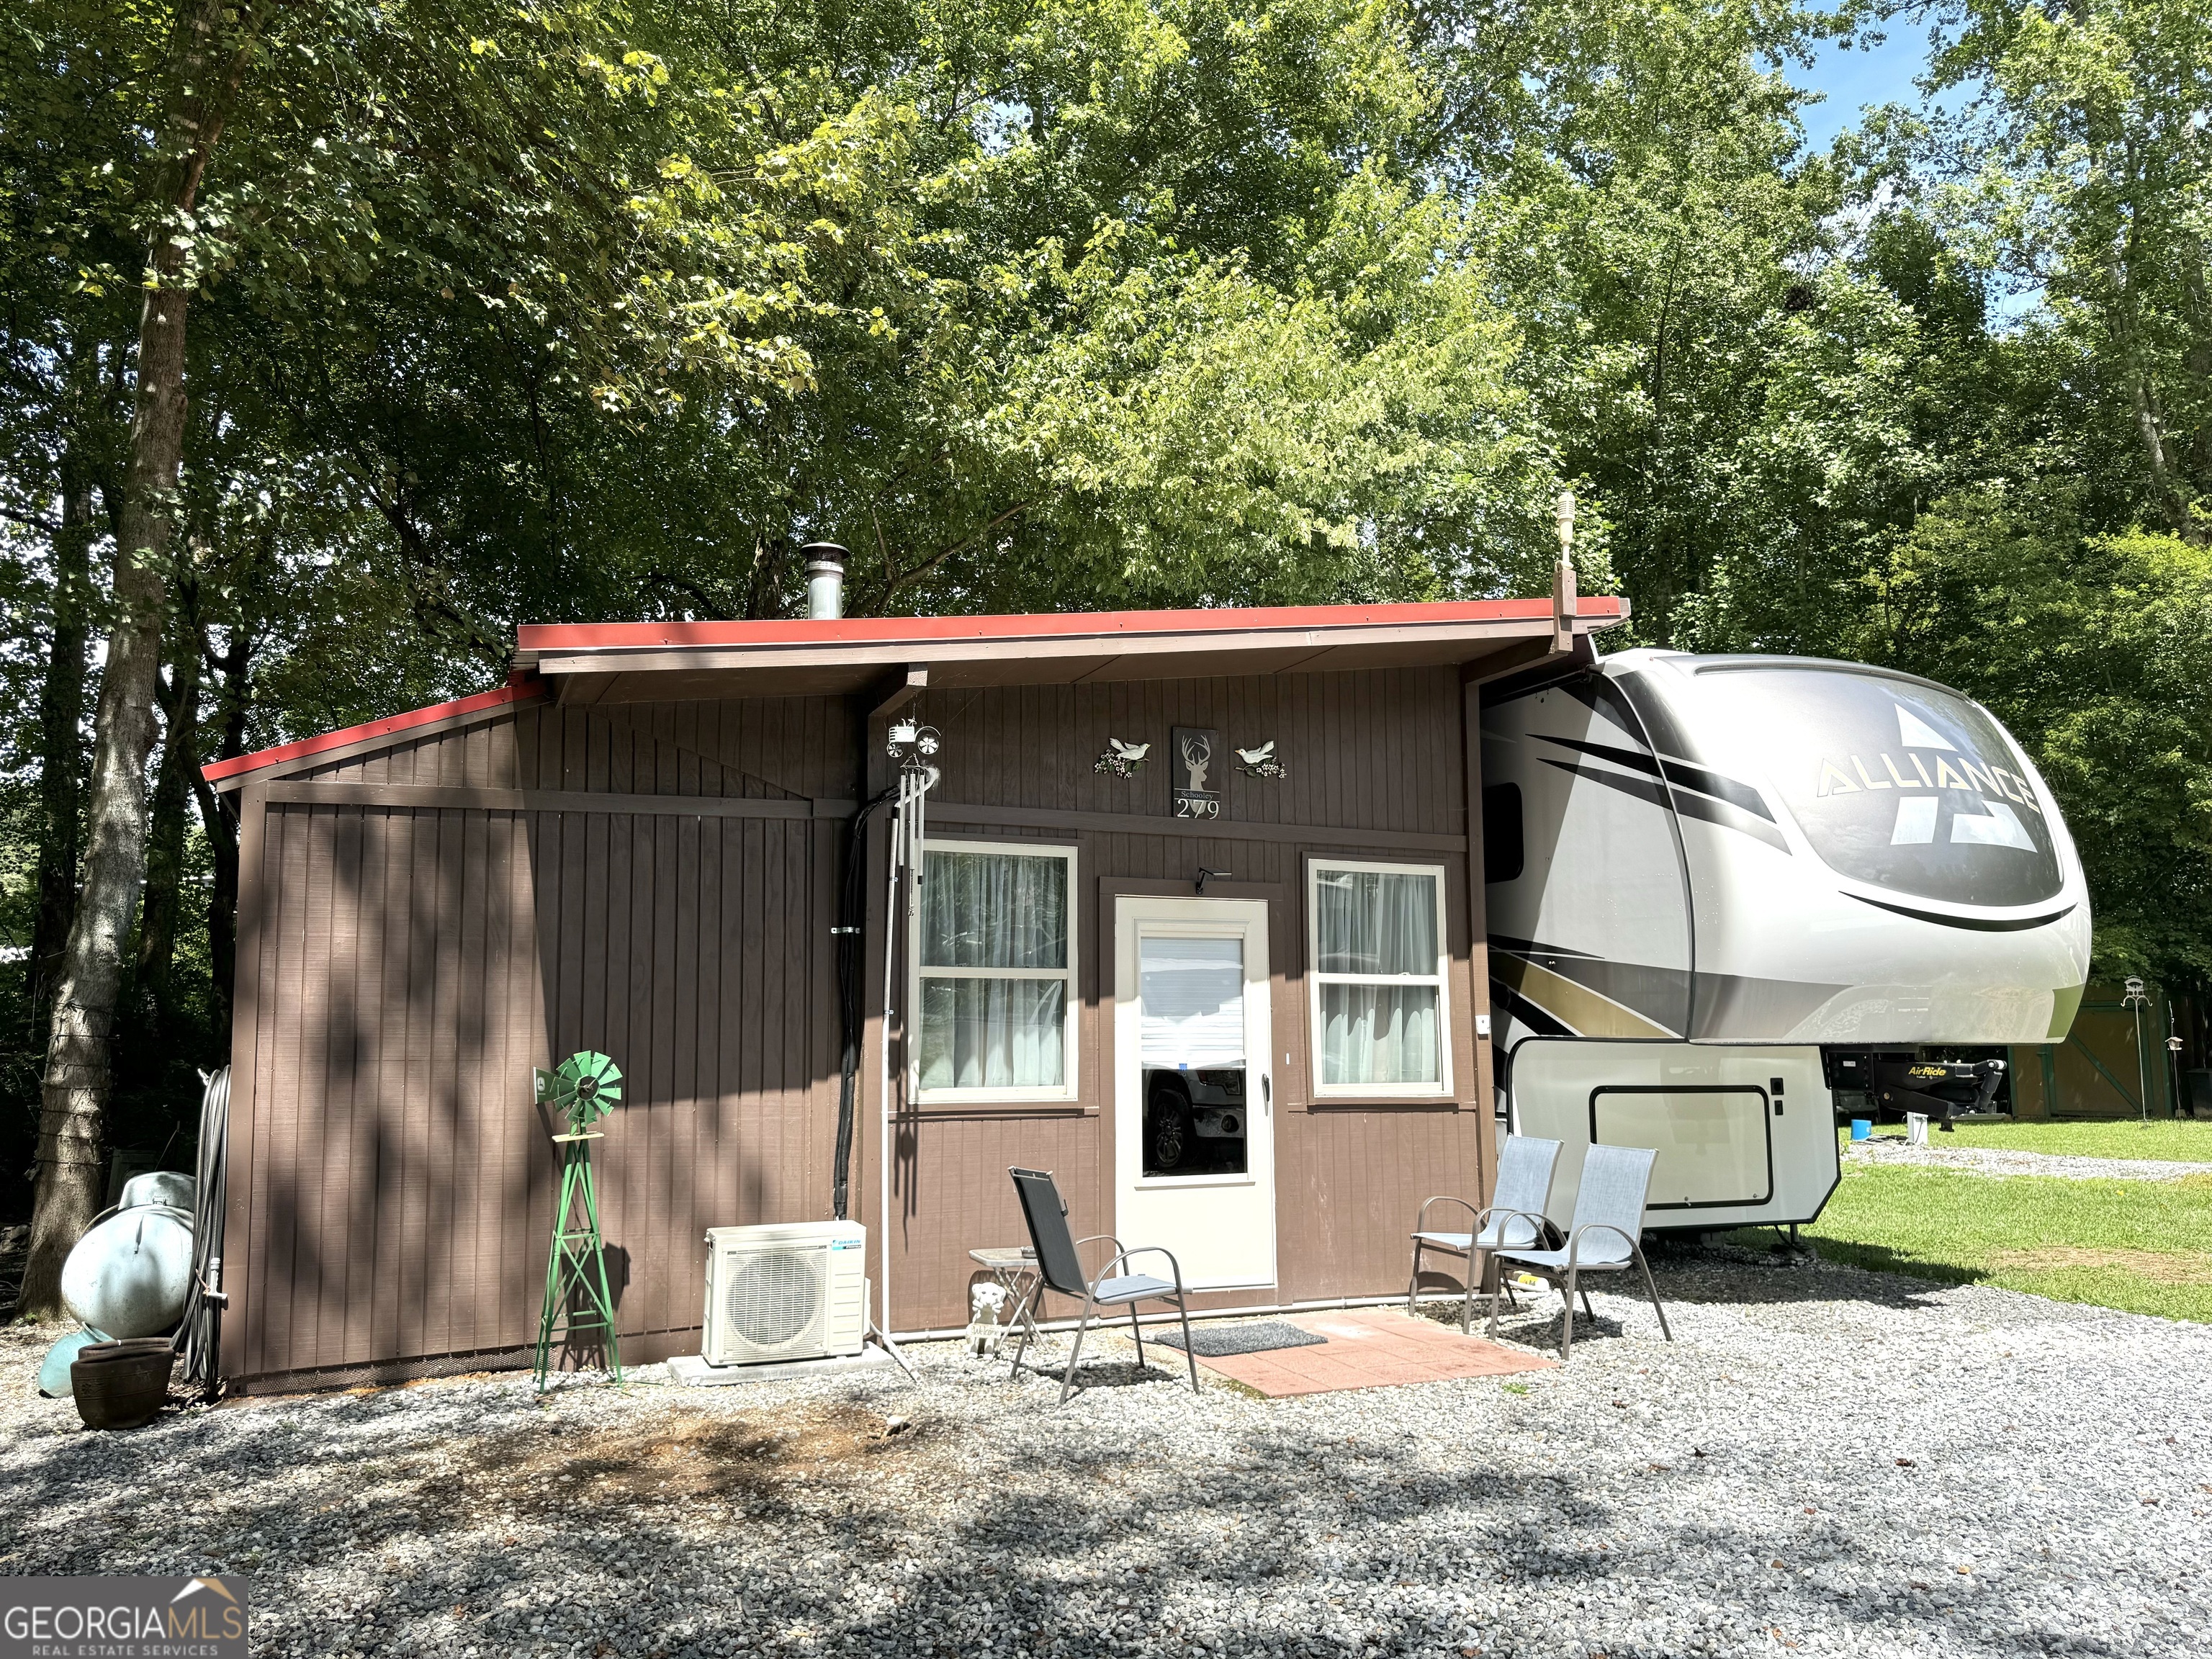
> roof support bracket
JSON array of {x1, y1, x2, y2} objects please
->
[{"x1": 870, "y1": 665, "x2": 929, "y2": 721}]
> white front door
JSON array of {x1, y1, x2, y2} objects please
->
[{"x1": 1113, "y1": 896, "x2": 1276, "y2": 1290}]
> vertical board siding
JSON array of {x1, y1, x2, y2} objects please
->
[
  {"x1": 232, "y1": 670, "x2": 1486, "y2": 1381},
  {"x1": 233, "y1": 789, "x2": 840, "y2": 1382},
  {"x1": 881, "y1": 669, "x2": 1483, "y2": 1329},
  {"x1": 240, "y1": 804, "x2": 549, "y2": 1380},
  {"x1": 917, "y1": 670, "x2": 1465, "y2": 835}
]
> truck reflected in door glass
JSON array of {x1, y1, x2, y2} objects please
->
[{"x1": 1142, "y1": 1065, "x2": 1249, "y2": 1177}]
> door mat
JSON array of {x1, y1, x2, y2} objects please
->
[{"x1": 1151, "y1": 1320, "x2": 1328, "y2": 1357}]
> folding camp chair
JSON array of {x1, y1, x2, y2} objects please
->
[
  {"x1": 1488, "y1": 1143, "x2": 1673, "y2": 1361},
  {"x1": 1407, "y1": 1133, "x2": 1565, "y2": 1332},
  {"x1": 1007, "y1": 1166, "x2": 1200, "y2": 1405}
]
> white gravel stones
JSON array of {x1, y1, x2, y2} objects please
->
[
  {"x1": 4, "y1": 1251, "x2": 2208, "y2": 1658},
  {"x1": 1845, "y1": 1138, "x2": 2212, "y2": 1182}
]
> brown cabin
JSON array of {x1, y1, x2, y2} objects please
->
[{"x1": 204, "y1": 588, "x2": 1627, "y2": 1391}]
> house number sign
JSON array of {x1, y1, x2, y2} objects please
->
[{"x1": 1171, "y1": 727, "x2": 1222, "y2": 819}]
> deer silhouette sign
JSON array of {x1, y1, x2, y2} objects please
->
[
  {"x1": 1180, "y1": 730, "x2": 1213, "y2": 793},
  {"x1": 1171, "y1": 727, "x2": 1223, "y2": 819}
]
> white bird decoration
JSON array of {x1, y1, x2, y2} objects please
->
[
  {"x1": 1236, "y1": 739, "x2": 1287, "y2": 779},
  {"x1": 1095, "y1": 737, "x2": 1151, "y2": 777}
]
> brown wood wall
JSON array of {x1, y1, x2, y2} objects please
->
[{"x1": 226, "y1": 669, "x2": 1496, "y2": 1388}]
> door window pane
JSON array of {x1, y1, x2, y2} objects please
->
[{"x1": 1138, "y1": 935, "x2": 1245, "y2": 1067}]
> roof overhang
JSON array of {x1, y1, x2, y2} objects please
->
[
  {"x1": 207, "y1": 594, "x2": 1629, "y2": 790},
  {"x1": 515, "y1": 596, "x2": 1629, "y2": 705}
]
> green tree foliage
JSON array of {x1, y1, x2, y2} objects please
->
[
  {"x1": 209, "y1": 0, "x2": 1563, "y2": 665},
  {"x1": 2, "y1": 0, "x2": 2211, "y2": 1230},
  {"x1": 1930, "y1": 0, "x2": 2212, "y2": 544},
  {"x1": 1855, "y1": 500, "x2": 2212, "y2": 979}
]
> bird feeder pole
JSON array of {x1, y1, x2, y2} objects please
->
[{"x1": 2122, "y1": 978, "x2": 2151, "y2": 1121}]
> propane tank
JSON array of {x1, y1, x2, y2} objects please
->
[
  {"x1": 37, "y1": 1329, "x2": 107, "y2": 1398},
  {"x1": 60, "y1": 1205, "x2": 194, "y2": 1339},
  {"x1": 120, "y1": 1170, "x2": 196, "y2": 1213}
]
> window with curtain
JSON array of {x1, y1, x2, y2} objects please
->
[
  {"x1": 913, "y1": 842, "x2": 1077, "y2": 1100},
  {"x1": 1308, "y1": 860, "x2": 1449, "y2": 1095}
]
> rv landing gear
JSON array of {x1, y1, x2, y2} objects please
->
[
  {"x1": 1827, "y1": 1051, "x2": 2009, "y2": 1130},
  {"x1": 1874, "y1": 1057, "x2": 2005, "y2": 1131}
]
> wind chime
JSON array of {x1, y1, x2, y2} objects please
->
[
  {"x1": 876, "y1": 718, "x2": 940, "y2": 1348},
  {"x1": 533, "y1": 1050, "x2": 626, "y2": 1390}
]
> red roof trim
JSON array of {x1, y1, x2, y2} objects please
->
[
  {"x1": 202, "y1": 679, "x2": 542, "y2": 785},
  {"x1": 518, "y1": 596, "x2": 1622, "y2": 655},
  {"x1": 207, "y1": 599, "x2": 1624, "y2": 786}
]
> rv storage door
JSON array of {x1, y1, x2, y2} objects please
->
[
  {"x1": 1591, "y1": 1087, "x2": 1772, "y2": 1208},
  {"x1": 1508, "y1": 1038, "x2": 1841, "y2": 1233}
]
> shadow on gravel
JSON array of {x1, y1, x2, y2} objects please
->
[
  {"x1": 1636, "y1": 1243, "x2": 1959, "y2": 1311},
  {"x1": 0, "y1": 1333, "x2": 2103, "y2": 1659},
  {"x1": 1007, "y1": 1354, "x2": 1177, "y2": 1394}
]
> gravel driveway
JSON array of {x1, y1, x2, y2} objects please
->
[
  {"x1": 4, "y1": 1251, "x2": 2208, "y2": 1658},
  {"x1": 1845, "y1": 1139, "x2": 2212, "y2": 1183}
]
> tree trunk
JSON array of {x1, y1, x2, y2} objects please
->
[
  {"x1": 2126, "y1": 362, "x2": 2200, "y2": 544},
  {"x1": 133, "y1": 626, "x2": 204, "y2": 1039},
  {"x1": 191, "y1": 623, "x2": 252, "y2": 1029},
  {"x1": 2108, "y1": 148, "x2": 2203, "y2": 547},
  {"x1": 28, "y1": 456, "x2": 94, "y2": 1042},
  {"x1": 19, "y1": 0, "x2": 251, "y2": 1319}
]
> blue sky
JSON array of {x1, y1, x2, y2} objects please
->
[
  {"x1": 1783, "y1": 24, "x2": 2043, "y2": 323},
  {"x1": 1788, "y1": 24, "x2": 1934, "y2": 151}
]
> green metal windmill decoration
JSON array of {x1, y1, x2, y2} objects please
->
[{"x1": 533, "y1": 1051, "x2": 626, "y2": 1390}]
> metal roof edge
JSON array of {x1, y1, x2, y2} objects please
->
[
  {"x1": 204, "y1": 675, "x2": 546, "y2": 789},
  {"x1": 511, "y1": 596, "x2": 1625, "y2": 666}
]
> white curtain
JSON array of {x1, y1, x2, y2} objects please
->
[
  {"x1": 917, "y1": 849, "x2": 1069, "y2": 1090},
  {"x1": 918, "y1": 979, "x2": 1067, "y2": 1090},
  {"x1": 1316, "y1": 869, "x2": 1437, "y2": 975},
  {"x1": 1320, "y1": 985, "x2": 1440, "y2": 1085},
  {"x1": 1316, "y1": 868, "x2": 1441, "y2": 1085},
  {"x1": 920, "y1": 850, "x2": 1067, "y2": 969}
]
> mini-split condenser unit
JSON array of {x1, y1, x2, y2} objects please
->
[{"x1": 700, "y1": 1220, "x2": 868, "y2": 1366}]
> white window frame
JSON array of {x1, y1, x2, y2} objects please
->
[
  {"x1": 1307, "y1": 857, "x2": 1453, "y2": 1100},
  {"x1": 909, "y1": 837, "x2": 1080, "y2": 1105}
]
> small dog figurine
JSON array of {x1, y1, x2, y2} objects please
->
[{"x1": 966, "y1": 1282, "x2": 1010, "y2": 1356}]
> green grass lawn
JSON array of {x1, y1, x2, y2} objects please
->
[
  {"x1": 1762, "y1": 1159, "x2": 2212, "y2": 1323},
  {"x1": 1843, "y1": 1117, "x2": 2212, "y2": 1162}
]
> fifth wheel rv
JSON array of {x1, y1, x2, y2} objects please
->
[{"x1": 1482, "y1": 649, "x2": 2092, "y2": 1235}]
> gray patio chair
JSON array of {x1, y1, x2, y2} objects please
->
[
  {"x1": 1407, "y1": 1134, "x2": 1565, "y2": 1332},
  {"x1": 1008, "y1": 1166, "x2": 1200, "y2": 1405},
  {"x1": 1487, "y1": 1143, "x2": 1673, "y2": 1361}
]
